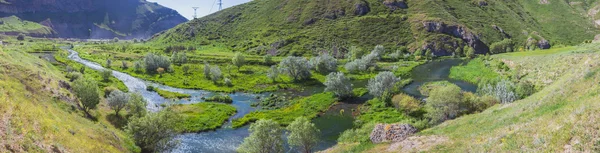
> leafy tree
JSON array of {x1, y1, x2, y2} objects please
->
[
  {"x1": 237, "y1": 119, "x2": 284, "y2": 153},
  {"x1": 267, "y1": 65, "x2": 279, "y2": 82},
  {"x1": 144, "y1": 53, "x2": 171, "y2": 74},
  {"x1": 367, "y1": 71, "x2": 400, "y2": 98},
  {"x1": 479, "y1": 79, "x2": 517, "y2": 104},
  {"x1": 203, "y1": 61, "x2": 211, "y2": 79},
  {"x1": 391, "y1": 93, "x2": 421, "y2": 115},
  {"x1": 372, "y1": 45, "x2": 385, "y2": 58},
  {"x1": 107, "y1": 90, "x2": 129, "y2": 116},
  {"x1": 127, "y1": 93, "x2": 147, "y2": 118},
  {"x1": 324, "y1": 72, "x2": 353, "y2": 99},
  {"x1": 225, "y1": 78, "x2": 232, "y2": 86},
  {"x1": 465, "y1": 46, "x2": 476, "y2": 59},
  {"x1": 171, "y1": 52, "x2": 187, "y2": 66},
  {"x1": 79, "y1": 65, "x2": 86, "y2": 74},
  {"x1": 73, "y1": 78, "x2": 100, "y2": 114},
  {"x1": 101, "y1": 69, "x2": 112, "y2": 82},
  {"x1": 346, "y1": 46, "x2": 366, "y2": 60},
  {"x1": 106, "y1": 58, "x2": 112, "y2": 68},
  {"x1": 425, "y1": 85, "x2": 463, "y2": 124},
  {"x1": 182, "y1": 65, "x2": 190, "y2": 75},
  {"x1": 126, "y1": 109, "x2": 180, "y2": 153},
  {"x1": 121, "y1": 61, "x2": 128, "y2": 69},
  {"x1": 232, "y1": 52, "x2": 246, "y2": 70},
  {"x1": 134, "y1": 61, "x2": 143, "y2": 73},
  {"x1": 279, "y1": 56, "x2": 311, "y2": 81},
  {"x1": 210, "y1": 66, "x2": 222, "y2": 83},
  {"x1": 287, "y1": 117, "x2": 320, "y2": 153},
  {"x1": 425, "y1": 49, "x2": 433, "y2": 60},
  {"x1": 309, "y1": 53, "x2": 337, "y2": 74}
]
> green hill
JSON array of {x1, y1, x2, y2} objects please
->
[
  {"x1": 152, "y1": 0, "x2": 600, "y2": 56},
  {"x1": 0, "y1": 16, "x2": 55, "y2": 37}
]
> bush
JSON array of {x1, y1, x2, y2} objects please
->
[
  {"x1": 127, "y1": 93, "x2": 147, "y2": 118},
  {"x1": 121, "y1": 61, "x2": 128, "y2": 69},
  {"x1": 146, "y1": 85, "x2": 156, "y2": 92},
  {"x1": 225, "y1": 78, "x2": 232, "y2": 86},
  {"x1": 309, "y1": 53, "x2": 337, "y2": 74},
  {"x1": 203, "y1": 61, "x2": 211, "y2": 79},
  {"x1": 182, "y1": 65, "x2": 190, "y2": 75},
  {"x1": 101, "y1": 69, "x2": 112, "y2": 82},
  {"x1": 171, "y1": 52, "x2": 187, "y2": 66},
  {"x1": 337, "y1": 122, "x2": 376, "y2": 143},
  {"x1": 204, "y1": 94, "x2": 233, "y2": 103},
  {"x1": 232, "y1": 52, "x2": 246, "y2": 70},
  {"x1": 479, "y1": 79, "x2": 517, "y2": 104},
  {"x1": 367, "y1": 71, "x2": 400, "y2": 98},
  {"x1": 238, "y1": 119, "x2": 284, "y2": 153},
  {"x1": 346, "y1": 46, "x2": 366, "y2": 60},
  {"x1": 344, "y1": 46, "x2": 382, "y2": 73},
  {"x1": 324, "y1": 72, "x2": 353, "y2": 99},
  {"x1": 134, "y1": 61, "x2": 143, "y2": 73},
  {"x1": 263, "y1": 55, "x2": 273, "y2": 65},
  {"x1": 344, "y1": 59, "x2": 367, "y2": 74},
  {"x1": 73, "y1": 78, "x2": 100, "y2": 113},
  {"x1": 67, "y1": 72, "x2": 82, "y2": 82},
  {"x1": 103, "y1": 86, "x2": 118, "y2": 97},
  {"x1": 391, "y1": 93, "x2": 421, "y2": 115},
  {"x1": 106, "y1": 59, "x2": 112, "y2": 68},
  {"x1": 287, "y1": 117, "x2": 320, "y2": 153},
  {"x1": 489, "y1": 39, "x2": 514, "y2": 54},
  {"x1": 279, "y1": 56, "x2": 311, "y2": 81},
  {"x1": 515, "y1": 81, "x2": 535, "y2": 99},
  {"x1": 463, "y1": 92, "x2": 497, "y2": 113},
  {"x1": 144, "y1": 53, "x2": 171, "y2": 74},
  {"x1": 125, "y1": 109, "x2": 180, "y2": 153},
  {"x1": 107, "y1": 90, "x2": 129, "y2": 116},
  {"x1": 465, "y1": 46, "x2": 476, "y2": 59},
  {"x1": 425, "y1": 85, "x2": 463, "y2": 124},
  {"x1": 267, "y1": 65, "x2": 279, "y2": 82}
]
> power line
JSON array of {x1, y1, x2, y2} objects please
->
[
  {"x1": 218, "y1": 0, "x2": 223, "y2": 11},
  {"x1": 192, "y1": 7, "x2": 199, "y2": 19}
]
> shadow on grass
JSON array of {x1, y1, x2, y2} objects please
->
[{"x1": 106, "y1": 113, "x2": 129, "y2": 129}]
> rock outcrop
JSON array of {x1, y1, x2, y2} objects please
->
[
  {"x1": 423, "y1": 21, "x2": 490, "y2": 54},
  {"x1": 354, "y1": 1, "x2": 370, "y2": 16},
  {"x1": 383, "y1": 0, "x2": 408, "y2": 10},
  {"x1": 370, "y1": 123, "x2": 418, "y2": 143}
]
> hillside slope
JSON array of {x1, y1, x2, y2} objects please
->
[
  {"x1": 0, "y1": 47, "x2": 137, "y2": 152},
  {"x1": 324, "y1": 43, "x2": 600, "y2": 152},
  {"x1": 153, "y1": 0, "x2": 600, "y2": 56},
  {"x1": 0, "y1": 0, "x2": 187, "y2": 39}
]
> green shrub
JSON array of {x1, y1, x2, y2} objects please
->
[
  {"x1": 204, "y1": 95, "x2": 233, "y2": 103},
  {"x1": 391, "y1": 93, "x2": 421, "y2": 115}
]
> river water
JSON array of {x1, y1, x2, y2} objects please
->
[{"x1": 66, "y1": 48, "x2": 476, "y2": 153}]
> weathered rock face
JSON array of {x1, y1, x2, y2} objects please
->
[
  {"x1": 383, "y1": 0, "x2": 408, "y2": 10},
  {"x1": 354, "y1": 2, "x2": 370, "y2": 16},
  {"x1": 370, "y1": 123, "x2": 418, "y2": 143},
  {"x1": 537, "y1": 39, "x2": 551, "y2": 49},
  {"x1": 0, "y1": 0, "x2": 187, "y2": 39},
  {"x1": 423, "y1": 21, "x2": 490, "y2": 54},
  {"x1": 420, "y1": 35, "x2": 463, "y2": 56}
]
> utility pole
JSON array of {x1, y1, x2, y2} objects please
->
[
  {"x1": 218, "y1": 0, "x2": 223, "y2": 11},
  {"x1": 192, "y1": 7, "x2": 199, "y2": 19}
]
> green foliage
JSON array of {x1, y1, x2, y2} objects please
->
[
  {"x1": 125, "y1": 109, "x2": 180, "y2": 153},
  {"x1": 171, "y1": 52, "x2": 188, "y2": 66},
  {"x1": 106, "y1": 58, "x2": 112, "y2": 68},
  {"x1": 144, "y1": 53, "x2": 171, "y2": 74},
  {"x1": 418, "y1": 81, "x2": 454, "y2": 96},
  {"x1": 489, "y1": 39, "x2": 514, "y2": 54},
  {"x1": 17, "y1": 33, "x2": 25, "y2": 41},
  {"x1": 233, "y1": 92, "x2": 336, "y2": 127},
  {"x1": 367, "y1": 71, "x2": 400, "y2": 98},
  {"x1": 324, "y1": 72, "x2": 353, "y2": 99},
  {"x1": 347, "y1": 46, "x2": 366, "y2": 60},
  {"x1": 263, "y1": 54, "x2": 273, "y2": 65},
  {"x1": 156, "y1": 88, "x2": 191, "y2": 99},
  {"x1": 238, "y1": 119, "x2": 284, "y2": 153},
  {"x1": 356, "y1": 98, "x2": 412, "y2": 126},
  {"x1": 73, "y1": 78, "x2": 100, "y2": 112},
  {"x1": 309, "y1": 53, "x2": 337, "y2": 74},
  {"x1": 171, "y1": 102, "x2": 237, "y2": 132},
  {"x1": 287, "y1": 117, "x2": 320, "y2": 153},
  {"x1": 232, "y1": 52, "x2": 246, "y2": 70},
  {"x1": 127, "y1": 93, "x2": 148, "y2": 118},
  {"x1": 279, "y1": 56, "x2": 311, "y2": 81},
  {"x1": 204, "y1": 94, "x2": 233, "y2": 103},
  {"x1": 107, "y1": 89, "x2": 129, "y2": 115},
  {"x1": 449, "y1": 58, "x2": 500, "y2": 84},
  {"x1": 210, "y1": 66, "x2": 222, "y2": 83},
  {"x1": 465, "y1": 46, "x2": 475, "y2": 59},
  {"x1": 338, "y1": 122, "x2": 376, "y2": 143},
  {"x1": 425, "y1": 85, "x2": 463, "y2": 124},
  {"x1": 101, "y1": 69, "x2": 112, "y2": 82},
  {"x1": 391, "y1": 93, "x2": 422, "y2": 115},
  {"x1": 267, "y1": 65, "x2": 279, "y2": 82},
  {"x1": 515, "y1": 81, "x2": 536, "y2": 99}
]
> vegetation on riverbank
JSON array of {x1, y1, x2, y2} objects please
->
[
  {"x1": 155, "y1": 88, "x2": 191, "y2": 99},
  {"x1": 449, "y1": 58, "x2": 502, "y2": 84},
  {"x1": 171, "y1": 103, "x2": 237, "y2": 132}
]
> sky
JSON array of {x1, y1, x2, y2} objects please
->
[{"x1": 148, "y1": 0, "x2": 252, "y2": 20}]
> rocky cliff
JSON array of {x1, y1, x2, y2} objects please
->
[{"x1": 0, "y1": 0, "x2": 187, "y2": 39}]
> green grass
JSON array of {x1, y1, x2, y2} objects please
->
[
  {"x1": 155, "y1": 89, "x2": 191, "y2": 99},
  {"x1": 418, "y1": 81, "x2": 455, "y2": 96},
  {"x1": 54, "y1": 49, "x2": 128, "y2": 92},
  {"x1": 356, "y1": 98, "x2": 413, "y2": 125},
  {"x1": 449, "y1": 58, "x2": 501, "y2": 84},
  {"x1": 232, "y1": 92, "x2": 337, "y2": 128},
  {"x1": 0, "y1": 16, "x2": 54, "y2": 35},
  {"x1": 0, "y1": 43, "x2": 137, "y2": 152},
  {"x1": 171, "y1": 103, "x2": 237, "y2": 132}
]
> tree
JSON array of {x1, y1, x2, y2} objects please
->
[
  {"x1": 17, "y1": 34, "x2": 25, "y2": 41},
  {"x1": 106, "y1": 59, "x2": 112, "y2": 68},
  {"x1": 171, "y1": 52, "x2": 187, "y2": 66},
  {"x1": 391, "y1": 93, "x2": 421, "y2": 115},
  {"x1": 232, "y1": 52, "x2": 246, "y2": 70},
  {"x1": 73, "y1": 78, "x2": 100, "y2": 114},
  {"x1": 279, "y1": 56, "x2": 311, "y2": 81},
  {"x1": 346, "y1": 46, "x2": 366, "y2": 60},
  {"x1": 126, "y1": 109, "x2": 180, "y2": 153},
  {"x1": 79, "y1": 66, "x2": 85, "y2": 74},
  {"x1": 121, "y1": 61, "x2": 128, "y2": 69},
  {"x1": 287, "y1": 117, "x2": 320, "y2": 153},
  {"x1": 367, "y1": 71, "x2": 400, "y2": 98},
  {"x1": 225, "y1": 78, "x2": 232, "y2": 86},
  {"x1": 425, "y1": 85, "x2": 463, "y2": 124},
  {"x1": 267, "y1": 65, "x2": 279, "y2": 82},
  {"x1": 157, "y1": 67, "x2": 165, "y2": 77},
  {"x1": 425, "y1": 49, "x2": 433, "y2": 60},
  {"x1": 107, "y1": 90, "x2": 129, "y2": 116},
  {"x1": 309, "y1": 53, "x2": 337, "y2": 74},
  {"x1": 134, "y1": 61, "x2": 143, "y2": 73},
  {"x1": 479, "y1": 79, "x2": 518, "y2": 104},
  {"x1": 210, "y1": 66, "x2": 222, "y2": 83},
  {"x1": 101, "y1": 69, "x2": 112, "y2": 82},
  {"x1": 465, "y1": 46, "x2": 476, "y2": 59},
  {"x1": 237, "y1": 119, "x2": 284, "y2": 153},
  {"x1": 144, "y1": 53, "x2": 171, "y2": 74},
  {"x1": 324, "y1": 72, "x2": 353, "y2": 99},
  {"x1": 127, "y1": 93, "x2": 147, "y2": 118},
  {"x1": 203, "y1": 61, "x2": 211, "y2": 79}
]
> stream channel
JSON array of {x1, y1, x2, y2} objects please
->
[{"x1": 65, "y1": 49, "x2": 476, "y2": 153}]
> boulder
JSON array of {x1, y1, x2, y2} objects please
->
[
  {"x1": 537, "y1": 39, "x2": 551, "y2": 49},
  {"x1": 354, "y1": 2, "x2": 370, "y2": 16},
  {"x1": 370, "y1": 123, "x2": 418, "y2": 143},
  {"x1": 383, "y1": 0, "x2": 408, "y2": 10}
]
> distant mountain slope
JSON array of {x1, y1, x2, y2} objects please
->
[
  {"x1": 152, "y1": 0, "x2": 600, "y2": 56},
  {"x1": 0, "y1": 0, "x2": 187, "y2": 39}
]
